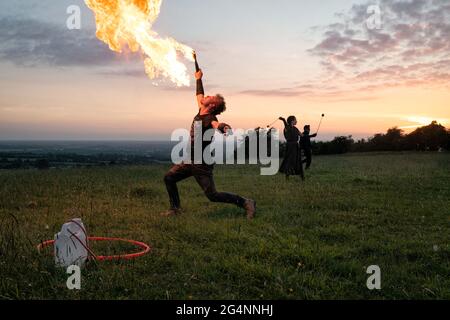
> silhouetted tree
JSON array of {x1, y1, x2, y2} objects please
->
[
  {"x1": 367, "y1": 127, "x2": 405, "y2": 151},
  {"x1": 384, "y1": 127, "x2": 405, "y2": 150},
  {"x1": 312, "y1": 136, "x2": 354, "y2": 154},
  {"x1": 406, "y1": 121, "x2": 447, "y2": 151}
]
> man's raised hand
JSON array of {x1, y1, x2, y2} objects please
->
[
  {"x1": 195, "y1": 70, "x2": 203, "y2": 80},
  {"x1": 223, "y1": 125, "x2": 231, "y2": 134}
]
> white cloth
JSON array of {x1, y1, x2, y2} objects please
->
[{"x1": 54, "y1": 218, "x2": 89, "y2": 267}]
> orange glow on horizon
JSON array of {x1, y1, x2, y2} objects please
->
[{"x1": 399, "y1": 116, "x2": 448, "y2": 129}]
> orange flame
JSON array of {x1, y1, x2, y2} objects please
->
[{"x1": 85, "y1": 0, "x2": 194, "y2": 86}]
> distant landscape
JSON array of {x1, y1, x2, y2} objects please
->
[
  {"x1": 0, "y1": 122, "x2": 448, "y2": 170},
  {"x1": 0, "y1": 141, "x2": 175, "y2": 169}
]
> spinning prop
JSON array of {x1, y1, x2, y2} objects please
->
[
  {"x1": 37, "y1": 237, "x2": 151, "y2": 261},
  {"x1": 316, "y1": 114, "x2": 325, "y2": 134},
  {"x1": 266, "y1": 117, "x2": 280, "y2": 129},
  {"x1": 37, "y1": 219, "x2": 151, "y2": 263}
]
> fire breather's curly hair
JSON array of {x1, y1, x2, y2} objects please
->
[{"x1": 212, "y1": 94, "x2": 226, "y2": 115}]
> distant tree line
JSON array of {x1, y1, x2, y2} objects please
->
[
  {"x1": 1, "y1": 121, "x2": 448, "y2": 170},
  {"x1": 235, "y1": 121, "x2": 449, "y2": 160},
  {"x1": 311, "y1": 121, "x2": 449, "y2": 155}
]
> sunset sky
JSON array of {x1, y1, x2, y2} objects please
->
[{"x1": 0, "y1": 0, "x2": 449, "y2": 140}]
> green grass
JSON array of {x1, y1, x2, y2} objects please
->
[{"x1": 0, "y1": 152, "x2": 449, "y2": 299}]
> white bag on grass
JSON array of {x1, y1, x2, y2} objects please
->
[{"x1": 54, "y1": 218, "x2": 89, "y2": 268}]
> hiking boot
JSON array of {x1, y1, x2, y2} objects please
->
[
  {"x1": 243, "y1": 199, "x2": 256, "y2": 220},
  {"x1": 160, "y1": 208, "x2": 182, "y2": 217}
]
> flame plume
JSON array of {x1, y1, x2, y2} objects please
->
[{"x1": 85, "y1": 0, "x2": 194, "y2": 86}]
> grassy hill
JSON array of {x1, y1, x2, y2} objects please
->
[{"x1": 0, "y1": 152, "x2": 449, "y2": 299}]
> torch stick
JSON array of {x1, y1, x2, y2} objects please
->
[
  {"x1": 266, "y1": 117, "x2": 280, "y2": 129},
  {"x1": 316, "y1": 114, "x2": 325, "y2": 134},
  {"x1": 193, "y1": 51, "x2": 200, "y2": 72}
]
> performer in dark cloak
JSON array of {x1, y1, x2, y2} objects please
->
[
  {"x1": 279, "y1": 116, "x2": 304, "y2": 180},
  {"x1": 300, "y1": 125, "x2": 317, "y2": 170}
]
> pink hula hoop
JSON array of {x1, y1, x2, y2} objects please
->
[{"x1": 37, "y1": 236, "x2": 151, "y2": 261}]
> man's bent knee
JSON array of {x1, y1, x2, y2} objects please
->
[
  {"x1": 164, "y1": 173, "x2": 174, "y2": 184},
  {"x1": 205, "y1": 191, "x2": 220, "y2": 202}
]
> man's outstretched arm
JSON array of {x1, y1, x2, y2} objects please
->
[
  {"x1": 279, "y1": 117, "x2": 288, "y2": 127},
  {"x1": 195, "y1": 70, "x2": 204, "y2": 108}
]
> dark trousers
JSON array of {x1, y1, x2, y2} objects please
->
[
  {"x1": 164, "y1": 163, "x2": 246, "y2": 209},
  {"x1": 302, "y1": 148, "x2": 312, "y2": 169}
]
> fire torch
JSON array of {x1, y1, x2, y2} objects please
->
[{"x1": 193, "y1": 51, "x2": 200, "y2": 72}]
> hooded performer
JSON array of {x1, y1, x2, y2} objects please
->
[{"x1": 279, "y1": 116, "x2": 304, "y2": 180}]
